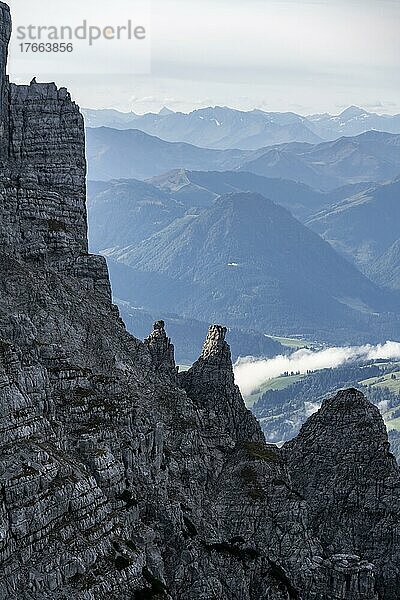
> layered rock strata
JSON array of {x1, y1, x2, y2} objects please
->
[{"x1": 0, "y1": 3, "x2": 398, "y2": 599}]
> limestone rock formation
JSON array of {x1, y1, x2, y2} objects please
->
[
  {"x1": 0, "y1": 5, "x2": 317, "y2": 598},
  {"x1": 0, "y1": 3, "x2": 399, "y2": 599},
  {"x1": 3, "y1": 82, "x2": 88, "y2": 263},
  {"x1": 144, "y1": 320, "x2": 177, "y2": 379},
  {"x1": 180, "y1": 324, "x2": 265, "y2": 444},
  {"x1": 285, "y1": 388, "x2": 400, "y2": 599}
]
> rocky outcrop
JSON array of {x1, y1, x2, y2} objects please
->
[
  {"x1": 144, "y1": 320, "x2": 177, "y2": 379},
  {"x1": 6, "y1": 81, "x2": 88, "y2": 261},
  {"x1": 0, "y1": 258, "x2": 320, "y2": 598},
  {"x1": 0, "y1": 2, "x2": 87, "y2": 265},
  {"x1": 0, "y1": 6, "x2": 319, "y2": 598},
  {"x1": 180, "y1": 325, "x2": 263, "y2": 443},
  {"x1": 0, "y1": 3, "x2": 399, "y2": 599},
  {"x1": 285, "y1": 388, "x2": 400, "y2": 599}
]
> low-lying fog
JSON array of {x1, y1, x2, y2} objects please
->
[{"x1": 234, "y1": 341, "x2": 400, "y2": 396}]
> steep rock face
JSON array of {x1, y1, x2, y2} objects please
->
[
  {"x1": 6, "y1": 81, "x2": 88, "y2": 261},
  {"x1": 0, "y1": 254, "x2": 323, "y2": 598},
  {"x1": 0, "y1": 3, "x2": 87, "y2": 264},
  {"x1": 0, "y1": 267, "x2": 320, "y2": 599},
  {"x1": 0, "y1": 4, "x2": 398, "y2": 599},
  {"x1": 0, "y1": 2, "x2": 10, "y2": 156},
  {"x1": 285, "y1": 389, "x2": 400, "y2": 599},
  {"x1": 180, "y1": 325, "x2": 264, "y2": 444},
  {"x1": 312, "y1": 555, "x2": 378, "y2": 600},
  {"x1": 0, "y1": 5, "x2": 321, "y2": 598},
  {"x1": 176, "y1": 325, "x2": 322, "y2": 599},
  {"x1": 144, "y1": 320, "x2": 177, "y2": 380}
]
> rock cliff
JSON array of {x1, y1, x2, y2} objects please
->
[
  {"x1": 285, "y1": 389, "x2": 400, "y2": 600},
  {"x1": 0, "y1": 3, "x2": 398, "y2": 599}
]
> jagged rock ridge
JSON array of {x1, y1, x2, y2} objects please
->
[{"x1": 0, "y1": 3, "x2": 399, "y2": 599}]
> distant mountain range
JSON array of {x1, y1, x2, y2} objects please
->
[
  {"x1": 83, "y1": 105, "x2": 400, "y2": 150},
  {"x1": 85, "y1": 127, "x2": 249, "y2": 180},
  {"x1": 88, "y1": 171, "x2": 375, "y2": 249},
  {"x1": 149, "y1": 169, "x2": 336, "y2": 220},
  {"x1": 87, "y1": 179, "x2": 186, "y2": 251},
  {"x1": 91, "y1": 191, "x2": 400, "y2": 344},
  {"x1": 306, "y1": 179, "x2": 400, "y2": 282},
  {"x1": 86, "y1": 128, "x2": 400, "y2": 191},
  {"x1": 239, "y1": 132, "x2": 400, "y2": 190},
  {"x1": 85, "y1": 107, "x2": 400, "y2": 345}
]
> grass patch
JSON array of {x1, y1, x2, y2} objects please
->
[
  {"x1": 386, "y1": 417, "x2": 400, "y2": 432},
  {"x1": 269, "y1": 335, "x2": 309, "y2": 349},
  {"x1": 244, "y1": 441, "x2": 280, "y2": 463},
  {"x1": 360, "y1": 371, "x2": 400, "y2": 394},
  {"x1": 245, "y1": 374, "x2": 304, "y2": 407}
]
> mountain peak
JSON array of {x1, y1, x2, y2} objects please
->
[
  {"x1": 339, "y1": 105, "x2": 368, "y2": 119},
  {"x1": 180, "y1": 325, "x2": 264, "y2": 443},
  {"x1": 149, "y1": 167, "x2": 191, "y2": 191},
  {"x1": 144, "y1": 320, "x2": 177, "y2": 378},
  {"x1": 285, "y1": 388, "x2": 399, "y2": 598},
  {"x1": 159, "y1": 106, "x2": 174, "y2": 116},
  {"x1": 200, "y1": 324, "x2": 229, "y2": 359},
  {"x1": 322, "y1": 387, "x2": 371, "y2": 411},
  {"x1": 215, "y1": 190, "x2": 275, "y2": 211},
  {"x1": 181, "y1": 324, "x2": 233, "y2": 388},
  {"x1": 291, "y1": 388, "x2": 387, "y2": 442}
]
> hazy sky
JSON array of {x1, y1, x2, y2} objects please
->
[{"x1": 7, "y1": 0, "x2": 400, "y2": 115}]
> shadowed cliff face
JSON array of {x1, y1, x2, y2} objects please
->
[
  {"x1": 0, "y1": 1, "x2": 10, "y2": 157},
  {"x1": 0, "y1": 3, "x2": 398, "y2": 600}
]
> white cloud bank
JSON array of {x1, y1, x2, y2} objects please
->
[{"x1": 234, "y1": 341, "x2": 400, "y2": 397}]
